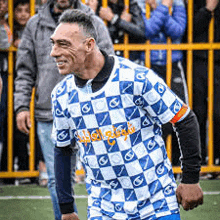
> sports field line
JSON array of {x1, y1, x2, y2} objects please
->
[{"x1": 0, "y1": 191, "x2": 219, "y2": 200}]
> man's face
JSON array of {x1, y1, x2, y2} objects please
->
[
  {"x1": 50, "y1": 23, "x2": 88, "y2": 76},
  {"x1": 54, "y1": 0, "x2": 72, "y2": 11},
  {"x1": 14, "y1": 3, "x2": 30, "y2": 26},
  {"x1": 0, "y1": 0, "x2": 8, "y2": 18}
]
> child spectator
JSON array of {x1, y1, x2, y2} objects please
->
[
  {"x1": 143, "y1": 0, "x2": 188, "y2": 166},
  {"x1": 13, "y1": 0, "x2": 30, "y2": 47}
]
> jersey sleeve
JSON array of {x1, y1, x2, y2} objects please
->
[
  {"x1": 51, "y1": 82, "x2": 76, "y2": 147},
  {"x1": 140, "y1": 69, "x2": 189, "y2": 125}
]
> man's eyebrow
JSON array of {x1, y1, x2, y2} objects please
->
[{"x1": 50, "y1": 38, "x2": 70, "y2": 45}]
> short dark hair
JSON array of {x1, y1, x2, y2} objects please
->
[
  {"x1": 14, "y1": 0, "x2": 29, "y2": 9},
  {"x1": 59, "y1": 9, "x2": 97, "y2": 41}
]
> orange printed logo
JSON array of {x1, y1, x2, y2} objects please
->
[{"x1": 77, "y1": 123, "x2": 136, "y2": 146}]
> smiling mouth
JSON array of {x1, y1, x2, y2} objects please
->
[{"x1": 56, "y1": 61, "x2": 66, "y2": 68}]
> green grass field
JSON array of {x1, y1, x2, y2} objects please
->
[{"x1": 0, "y1": 180, "x2": 220, "y2": 220}]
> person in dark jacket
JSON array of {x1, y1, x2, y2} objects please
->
[
  {"x1": 13, "y1": 0, "x2": 114, "y2": 219},
  {"x1": 191, "y1": 0, "x2": 220, "y2": 171},
  {"x1": 86, "y1": 0, "x2": 147, "y2": 65},
  {"x1": 143, "y1": 0, "x2": 188, "y2": 167}
]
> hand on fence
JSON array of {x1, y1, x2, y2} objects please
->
[
  {"x1": 86, "y1": 0, "x2": 98, "y2": 13},
  {"x1": 16, "y1": 111, "x2": 31, "y2": 134},
  {"x1": 99, "y1": 7, "x2": 115, "y2": 22},
  {"x1": 62, "y1": 213, "x2": 79, "y2": 220},
  {"x1": 162, "y1": 0, "x2": 173, "y2": 8},
  {"x1": 120, "y1": 6, "x2": 132, "y2": 22},
  {"x1": 176, "y1": 183, "x2": 204, "y2": 211}
]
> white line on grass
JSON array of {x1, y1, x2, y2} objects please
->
[
  {"x1": 0, "y1": 192, "x2": 219, "y2": 200},
  {"x1": 0, "y1": 195, "x2": 88, "y2": 200}
]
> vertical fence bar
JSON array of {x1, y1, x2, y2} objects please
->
[
  {"x1": 28, "y1": 0, "x2": 36, "y2": 172},
  {"x1": 207, "y1": 15, "x2": 214, "y2": 166},
  {"x1": 165, "y1": 7, "x2": 172, "y2": 162},
  {"x1": 145, "y1": 4, "x2": 151, "y2": 68},
  {"x1": 123, "y1": 0, "x2": 129, "y2": 59},
  {"x1": 7, "y1": 0, "x2": 14, "y2": 173},
  {"x1": 187, "y1": 0, "x2": 193, "y2": 108}
]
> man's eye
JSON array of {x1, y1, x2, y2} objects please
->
[{"x1": 60, "y1": 43, "x2": 68, "y2": 47}]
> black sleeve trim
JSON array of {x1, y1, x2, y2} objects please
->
[
  {"x1": 60, "y1": 202, "x2": 74, "y2": 214},
  {"x1": 173, "y1": 110, "x2": 201, "y2": 183},
  {"x1": 181, "y1": 171, "x2": 200, "y2": 184}
]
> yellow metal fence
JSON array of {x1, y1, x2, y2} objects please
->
[{"x1": 1, "y1": 0, "x2": 220, "y2": 179}]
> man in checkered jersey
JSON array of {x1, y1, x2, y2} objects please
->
[{"x1": 50, "y1": 9, "x2": 203, "y2": 220}]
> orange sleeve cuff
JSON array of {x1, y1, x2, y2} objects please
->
[{"x1": 170, "y1": 104, "x2": 188, "y2": 124}]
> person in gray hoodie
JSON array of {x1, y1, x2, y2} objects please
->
[{"x1": 13, "y1": 0, "x2": 114, "y2": 219}]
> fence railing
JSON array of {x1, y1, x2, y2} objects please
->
[{"x1": 0, "y1": 0, "x2": 220, "y2": 180}]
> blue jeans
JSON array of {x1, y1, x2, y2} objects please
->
[{"x1": 37, "y1": 121, "x2": 77, "y2": 220}]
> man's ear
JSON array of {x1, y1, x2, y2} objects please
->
[{"x1": 85, "y1": 38, "x2": 95, "y2": 52}]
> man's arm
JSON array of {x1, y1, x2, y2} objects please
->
[
  {"x1": 163, "y1": 5, "x2": 187, "y2": 39},
  {"x1": 172, "y1": 110, "x2": 203, "y2": 210},
  {"x1": 54, "y1": 145, "x2": 79, "y2": 220},
  {"x1": 14, "y1": 17, "x2": 37, "y2": 133},
  {"x1": 142, "y1": 4, "x2": 168, "y2": 38},
  {"x1": 193, "y1": 0, "x2": 219, "y2": 38}
]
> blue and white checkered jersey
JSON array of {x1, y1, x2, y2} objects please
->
[{"x1": 51, "y1": 56, "x2": 183, "y2": 219}]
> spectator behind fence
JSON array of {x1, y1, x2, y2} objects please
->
[
  {"x1": 12, "y1": 0, "x2": 48, "y2": 186},
  {"x1": 0, "y1": 0, "x2": 12, "y2": 171},
  {"x1": 142, "y1": 0, "x2": 188, "y2": 167},
  {"x1": 86, "y1": 0, "x2": 147, "y2": 65},
  {"x1": 13, "y1": 0, "x2": 30, "y2": 47},
  {"x1": 13, "y1": 0, "x2": 114, "y2": 219},
  {"x1": 50, "y1": 9, "x2": 203, "y2": 220},
  {"x1": 190, "y1": 0, "x2": 220, "y2": 177},
  {"x1": 12, "y1": 0, "x2": 30, "y2": 174}
]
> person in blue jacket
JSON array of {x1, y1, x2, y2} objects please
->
[{"x1": 143, "y1": 0, "x2": 188, "y2": 167}]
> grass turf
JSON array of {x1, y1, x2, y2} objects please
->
[{"x1": 0, "y1": 180, "x2": 219, "y2": 219}]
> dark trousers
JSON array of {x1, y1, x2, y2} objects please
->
[{"x1": 193, "y1": 56, "x2": 220, "y2": 165}]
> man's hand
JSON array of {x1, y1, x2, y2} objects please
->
[
  {"x1": 176, "y1": 183, "x2": 203, "y2": 211},
  {"x1": 120, "y1": 6, "x2": 132, "y2": 22},
  {"x1": 162, "y1": 0, "x2": 173, "y2": 8},
  {"x1": 99, "y1": 7, "x2": 115, "y2": 22},
  {"x1": 86, "y1": 0, "x2": 98, "y2": 13},
  {"x1": 62, "y1": 213, "x2": 79, "y2": 220},
  {"x1": 16, "y1": 111, "x2": 31, "y2": 134}
]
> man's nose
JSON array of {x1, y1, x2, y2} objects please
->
[{"x1": 50, "y1": 44, "x2": 59, "y2": 57}]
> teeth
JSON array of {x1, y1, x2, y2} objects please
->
[{"x1": 57, "y1": 62, "x2": 64, "y2": 65}]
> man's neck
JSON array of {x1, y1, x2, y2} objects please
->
[{"x1": 77, "y1": 50, "x2": 105, "y2": 80}]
